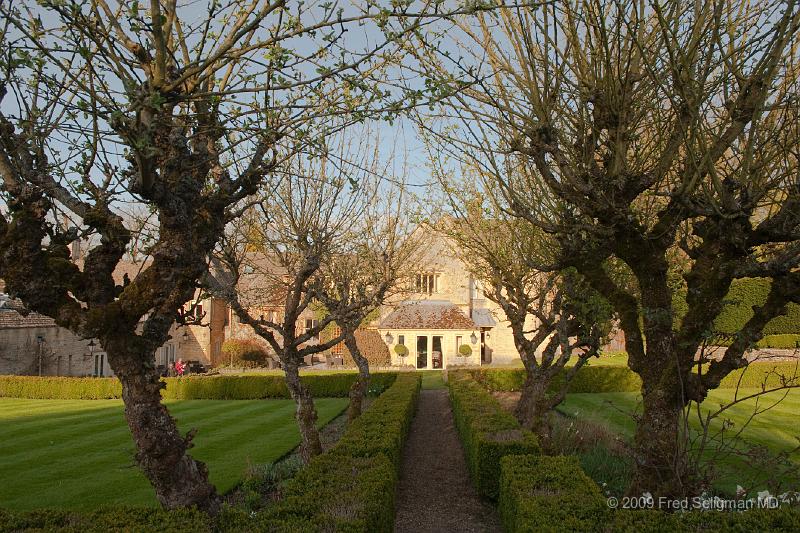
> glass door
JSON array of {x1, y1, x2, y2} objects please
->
[
  {"x1": 432, "y1": 336, "x2": 443, "y2": 369},
  {"x1": 416, "y1": 336, "x2": 428, "y2": 369}
]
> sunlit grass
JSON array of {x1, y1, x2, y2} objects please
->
[{"x1": 0, "y1": 397, "x2": 348, "y2": 510}]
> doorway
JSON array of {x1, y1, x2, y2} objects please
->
[
  {"x1": 432, "y1": 336, "x2": 443, "y2": 369},
  {"x1": 416, "y1": 336, "x2": 428, "y2": 369}
]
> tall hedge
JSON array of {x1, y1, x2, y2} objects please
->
[
  {"x1": 713, "y1": 278, "x2": 800, "y2": 335},
  {"x1": 0, "y1": 372, "x2": 398, "y2": 400}
]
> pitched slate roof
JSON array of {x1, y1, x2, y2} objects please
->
[
  {"x1": 0, "y1": 294, "x2": 57, "y2": 329},
  {"x1": 379, "y1": 300, "x2": 477, "y2": 330}
]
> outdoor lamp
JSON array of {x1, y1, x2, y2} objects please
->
[
  {"x1": 384, "y1": 332, "x2": 393, "y2": 345},
  {"x1": 182, "y1": 330, "x2": 190, "y2": 341},
  {"x1": 88, "y1": 339, "x2": 96, "y2": 354},
  {"x1": 470, "y1": 332, "x2": 478, "y2": 344}
]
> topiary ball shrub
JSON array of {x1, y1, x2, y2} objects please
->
[
  {"x1": 459, "y1": 344, "x2": 473, "y2": 357},
  {"x1": 394, "y1": 344, "x2": 409, "y2": 357}
]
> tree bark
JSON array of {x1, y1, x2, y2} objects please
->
[
  {"x1": 514, "y1": 372, "x2": 554, "y2": 441},
  {"x1": 623, "y1": 261, "x2": 696, "y2": 498},
  {"x1": 344, "y1": 330, "x2": 370, "y2": 422},
  {"x1": 284, "y1": 359, "x2": 322, "y2": 462},
  {"x1": 107, "y1": 343, "x2": 220, "y2": 513},
  {"x1": 628, "y1": 379, "x2": 691, "y2": 499}
]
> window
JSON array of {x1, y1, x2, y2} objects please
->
[
  {"x1": 304, "y1": 319, "x2": 319, "y2": 339},
  {"x1": 471, "y1": 279, "x2": 484, "y2": 299},
  {"x1": 160, "y1": 344, "x2": 175, "y2": 366},
  {"x1": 398, "y1": 335, "x2": 405, "y2": 346},
  {"x1": 195, "y1": 304, "x2": 203, "y2": 318},
  {"x1": 94, "y1": 353, "x2": 105, "y2": 377},
  {"x1": 415, "y1": 273, "x2": 439, "y2": 294},
  {"x1": 456, "y1": 335, "x2": 462, "y2": 350}
]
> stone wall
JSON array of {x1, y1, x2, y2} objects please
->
[{"x1": 0, "y1": 325, "x2": 97, "y2": 376}]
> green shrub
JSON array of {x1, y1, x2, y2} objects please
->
[
  {"x1": 221, "y1": 338, "x2": 272, "y2": 366},
  {"x1": 0, "y1": 372, "x2": 398, "y2": 400},
  {"x1": 0, "y1": 376, "x2": 122, "y2": 399},
  {"x1": 458, "y1": 344, "x2": 473, "y2": 357},
  {"x1": 499, "y1": 454, "x2": 606, "y2": 533},
  {"x1": 498, "y1": 454, "x2": 800, "y2": 533},
  {"x1": 0, "y1": 506, "x2": 211, "y2": 533},
  {"x1": 463, "y1": 367, "x2": 642, "y2": 394},
  {"x1": 462, "y1": 362, "x2": 798, "y2": 394},
  {"x1": 756, "y1": 334, "x2": 800, "y2": 349},
  {"x1": 714, "y1": 278, "x2": 800, "y2": 335},
  {"x1": 259, "y1": 372, "x2": 421, "y2": 532},
  {"x1": 448, "y1": 372, "x2": 540, "y2": 499},
  {"x1": 333, "y1": 373, "x2": 421, "y2": 468},
  {"x1": 394, "y1": 344, "x2": 408, "y2": 357}
]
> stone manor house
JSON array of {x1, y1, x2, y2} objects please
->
[{"x1": 0, "y1": 226, "x2": 624, "y2": 377}]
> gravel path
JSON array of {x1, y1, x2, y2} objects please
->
[{"x1": 394, "y1": 389, "x2": 502, "y2": 533}]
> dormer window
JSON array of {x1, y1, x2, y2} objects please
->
[{"x1": 415, "y1": 272, "x2": 439, "y2": 295}]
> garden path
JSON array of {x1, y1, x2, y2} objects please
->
[{"x1": 393, "y1": 380, "x2": 502, "y2": 533}]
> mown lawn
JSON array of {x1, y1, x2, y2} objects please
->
[
  {"x1": 0, "y1": 398, "x2": 348, "y2": 510},
  {"x1": 560, "y1": 388, "x2": 800, "y2": 493}
]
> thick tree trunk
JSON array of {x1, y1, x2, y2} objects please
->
[
  {"x1": 514, "y1": 372, "x2": 553, "y2": 440},
  {"x1": 628, "y1": 377, "x2": 691, "y2": 499},
  {"x1": 108, "y1": 346, "x2": 220, "y2": 513},
  {"x1": 284, "y1": 360, "x2": 322, "y2": 462},
  {"x1": 344, "y1": 330, "x2": 370, "y2": 423}
]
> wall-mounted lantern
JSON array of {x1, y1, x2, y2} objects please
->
[
  {"x1": 384, "y1": 332, "x2": 393, "y2": 345},
  {"x1": 470, "y1": 331, "x2": 478, "y2": 345}
]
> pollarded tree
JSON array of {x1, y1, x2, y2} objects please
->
[
  {"x1": 415, "y1": 0, "x2": 800, "y2": 497},
  {"x1": 0, "y1": 0, "x2": 437, "y2": 510},
  {"x1": 316, "y1": 182, "x2": 420, "y2": 421},
  {"x1": 206, "y1": 140, "x2": 380, "y2": 460},
  {"x1": 428, "y1": 182, "x2": 611, "y2": 438}
]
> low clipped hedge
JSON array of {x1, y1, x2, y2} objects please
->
[
  {"x1": 257, "y1": 372, "x2": 421, "y2": 532},
  {"x1": 448, "y1": 371, "x2": 540, "y2": 500},
  {"x1": 756, "y1": 334, "x2": 800, "y2": 349},
  {"x1": 0, "y1": 373, "x2": 421, "y2": 533},
  {"x1": 499, "y1": 454, "x2": 606, "y2": 533},
  {"x1": 0, "y1": 506, "x2": 212, "y2": 533},
  {"x1": 0, "y1": 372, "x2": 398, "y2": 400},
  {"x1": 462, "y1": 361, "x2": 799, "y2": 394},
  {"x1": 499, "y1": 454, "x2": 800, "y2": 533}
]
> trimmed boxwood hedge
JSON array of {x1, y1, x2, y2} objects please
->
[
  {"x1": 448, "y1": 371, "x2": 540, "y2": 500},
  {"x1": 0, "y1": 373, "x2": 421, "y2": 533},
  {"x1": 257, "y1": 372, "x2": 421, "y2": 531},
  {"x1": 462, "y1": 362, "x2": 799, "y2": 394},
  {"x1": 0, "y1": 506, "x2": 212, "y2": 533},
  {"x1": 0, "y1": 372, "x2": 398, "y2": 400},
  {"x1": 714, "y1": 278, "x2": 800, "y2": 336},
  {"x1": 499, "y1": 454, "x2": 800, "y2": 533},
  {"x1": 499, "y1": 454, "x2": 606, "y2": 533}
]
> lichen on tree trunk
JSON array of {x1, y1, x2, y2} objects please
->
[
  {"x1": 107, "y1": 343, "x2": 220, "y2": 513},
  {"x1": 628, "y1": 381, "x2": 691, "y2": 499},
  {"x1": 284, "y1": 360, "x2": 322, "y2": 462},
  {"x1": 514, "y1": 372, "x2": 555, "y2": 441}
]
